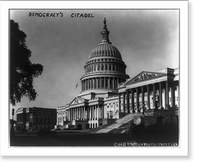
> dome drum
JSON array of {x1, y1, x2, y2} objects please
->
[{"x1": 80, "y1": 76, "x2": 127, "y2": 93}]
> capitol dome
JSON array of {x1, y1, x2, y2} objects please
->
[
  {"x1": 89, "y1": 43, "x2": 122, "y2": 60},
  {"x1": 80, "y1": 18, "x2": 129, "y2": 97}
]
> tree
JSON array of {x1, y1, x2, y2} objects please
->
[{"x1": 10, "y1": 20, "x2": 43, "y2": 105}]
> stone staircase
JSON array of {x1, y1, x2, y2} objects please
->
[{"x1": 92, "y1": 113, "x2": 136, "y2": 134}]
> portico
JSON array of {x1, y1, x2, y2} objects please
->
[{"x1": 118, "y1": 68, "x2": 179, "y2": 115}]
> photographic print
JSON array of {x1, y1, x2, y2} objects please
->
[{"x1": 1, "y1": 1, "x2": 188, "y2": 156}]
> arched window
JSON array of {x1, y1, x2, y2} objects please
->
[{"x1": 105, "y1": 50, "x2": 107, "y2": 56}]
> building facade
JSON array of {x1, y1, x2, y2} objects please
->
[
  {"x1": 57, "y1": 19, "x2": 179, "y2": 129},
  {"x1": 118, "y1": 68, "x2": 179, "y2": 126},
  {"x1": 16, "y1": 107, "x2": 57, "y2": 131}
]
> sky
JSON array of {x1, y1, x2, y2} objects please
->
[{"x1": 10, "y1": 9, "x2": 179, "y2": 113}]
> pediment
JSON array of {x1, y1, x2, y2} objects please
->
[
  {"x1": 125, "y1": 71, "x2": 166, "y2": 85},
  {"x1": 70, "y1": 97, "x2": 85, "y2": 105}
]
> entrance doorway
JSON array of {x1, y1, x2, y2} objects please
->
[{"x1": 77, "y1": 124, "x2": 82, "y2": 130}]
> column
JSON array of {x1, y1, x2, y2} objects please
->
[
  {"x1": 76, "y1": 108, "x2": 78, "y2": 119},
  {"x1": 80, "y1": 107, "x2": 82, "y2": 119},
  {"x1": 159, "y1": 82, "x2": 163, "y2": 109},
  {"x1": 76, "y1": 108, "x2": 78, "y2": 120},
  {"x1": 71, "y1": 109, "x2": 73, "y2": 121},
  {"x1": 100, "y1": 78, "x2": 102, "y2": 89},
  {"x1": 97, "y1": 78, "x2": 99, "y2": 89},
  {"x1": 69, "y1": 109, "x2": 71, "y2": 121},
  {"x1": 165, "y1": 81, "x2": 169, "y2": 109},
  {"x1": 171, "y1": 83, "x2": 175, "y2": 109},
  {"x1": 131, "y1": 89, "x2": 134, "y2": 113},
  {"x1": 78, "y1": 107, "x2": 80, "y2": 120},
  {"x1": 91, "y1": 78, "x2": 93, "y2": 89},
  {"x1": 88, "y1": 106, "x2": 91, "y2": 120},
  {"x1": 83, "y1": 107, "x2": 85, "y2": 119},
  {"x1": 96, "y1": 105, "x2": 99, "y2": 120},
  {"x1": 126, "y1": 90, "x2": 130, "y2": 113},
  {"x1": 123, "y1": 92, "x2": 126, "y2": 113},
  {"x1": 82, "y1": 107, "x2": 84, "y2": 119},
  {"x1": 79, "y1": 107, "x2": 82, "y2": 119},
  {"x1": 86, "y1": 107, "x2": 89, "y2": 120},
  {"x1": 95, "y1": 105, "x2": 97, "y2": 119},
  {"x1": 73, "y1": 108, "x2": 75, "y2": 120},
  {"x1": 93, "y1": 106, "x2": 95, "y2": 119},
  {"x1": 91, "y1": 106, "x2": 93, "y2": 119},
  {"x1": 88, "y1": 106, "x2": 90, "y2": 120},
  {"x1": 108, "y1": 77, "x2": 111, "y2": 89},
  {"x1": 77, "y1": 107, "x2": 79, "y2": 119},
  {"x1": 76, "y1": 108, "x2": 77, "y2": 120},
  {"x1": 81, "y1": 107, "x2": 84, "y2": 120},
  {"x1": 74, "y1": 108, "x2": 76, "y2": 120},
  {"x1": 94, "y1": 78, "x2": 96, "y2": 89},
  {"x1": 90, "y1": 79, "x2": 93, "y2": 89},
  {"x1": 147, "y1": 85, "x2": 150, "y2": 109},
  {"x1": 93, "y1": 106, "x2": 95, "y2": 120},
  {"x1": 136, "y1": 88, "x2": 139, "y2": 112},
  {"x1": 90, "y1": 106, "x2": 92, "y2": 120},
  {"x1": 104, "y1": 77, "x2": 106, "y2": 89},
  {"x1": 153, "y1": 84, "x2": 156, "y2": 109},
  {"x1": 75, "y1": 108, "x2": 77, "y2": 120},
  {"x1": 141, "y1": 87, "x2": 144, "y2": 112},
  {"x1": 72, "y1": 108, "x2": 74, "y2": 120},
  {"x1": 119, "y1": 93, "x2": 121, "y2": 113},
  {"x1": 71, "y1": 109, "x2": 72, "y2": 120},
  {"x1": 117, "y1": 78, "x2": 119, "y2": 86},
  {"x1": 75, "y1": 108, "x2": 76, "y2": 120},
  {"x1": 114, "y1": 78, "x2": 116, "y2": 88}
]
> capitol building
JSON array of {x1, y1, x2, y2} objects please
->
[{"x1": 56, "y1": 18, "x2": 179, "y2": 130}]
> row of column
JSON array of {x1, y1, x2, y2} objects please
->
[
  {"x1": 119, "y1": 81, "x2": 178, "y2": 113},
  {"x1": 85, "y1": 63, "x2": 125, "y2": 74},
  {"x1": 87, "y1": 105, "x2": 102, "y2": 120},
  {"x1": 82, "y1": 77, "x2": 125, "y2": 91},
  {"x1": 68, "y1": 106, "x2": 86, "y2": 121},
  {"x1": 68, "y1": 105, "x2": 103, "y2": 121}
]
